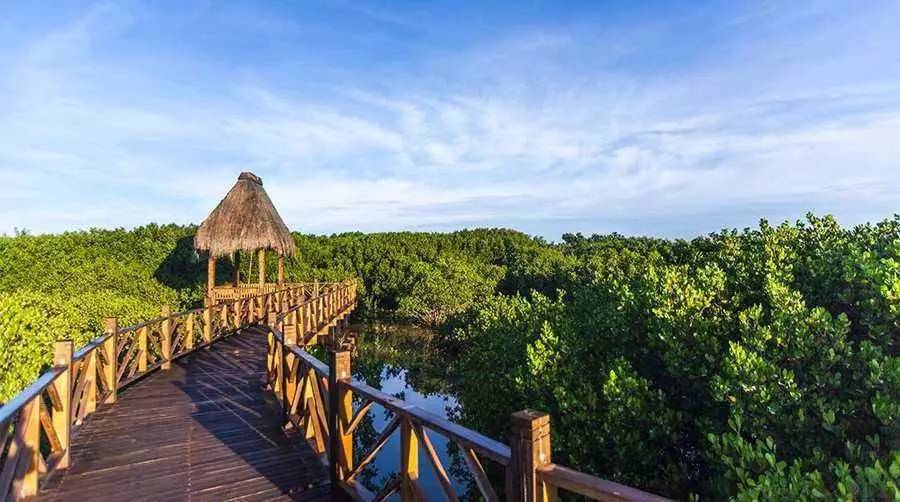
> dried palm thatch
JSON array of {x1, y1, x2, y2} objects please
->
[{"x1": 194, "y1": 172, "x2": 295, "y2": 258}]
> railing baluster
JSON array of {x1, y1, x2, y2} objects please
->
[
  {"x1": 19, "y1": 396, "x2": 41, "y2": 499},
  {"x1": 266, "y1": 329, "x2": 276, "y2": 390},
  {"x1": 185, "y1": 312, "x2": 195, "y2": 352},
  {"x1": 161, "y1": 306, "x2": 172, "y2": 370},
  {"x1": 138, "y1": 326, "x2": 148, "y2": 372},
  {"x1": 85, "y1": 348, "x2": 98, "y2": 415},
  {"x1": 203, "y1": 306, "x2": 212, "y2": 346},
  {"x1": 400, "y1": 417, "x2": 419, "y2": 502},
  {"x1": 53, "y1": 341, "x2": 73, "y2": 470},
  {"x1": 103, "y1": 317, "x2": 117, "y2": 404},
  {"x1": 220, "y1": 301, "x2": 229, "y2": 330},
  {"x1": 283, "y1": 321, "x2": 297, "y2": 421}
]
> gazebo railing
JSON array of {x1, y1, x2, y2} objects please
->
[{"x1": 209, "y1": 281, "x2": 343, "y2": 302}]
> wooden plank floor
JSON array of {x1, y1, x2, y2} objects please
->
[{"x1": 40, "y1": 327, "x2": 332, "y2": 501}]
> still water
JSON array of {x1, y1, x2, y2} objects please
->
[{"x1": 341, "y1": 322, "x2": 478, "y2": 498}]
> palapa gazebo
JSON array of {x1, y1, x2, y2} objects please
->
[{"x1": 195, "y1": 172, "x2": 295, "y2": 303}]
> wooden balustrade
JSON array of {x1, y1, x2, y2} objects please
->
[
  {"x1": 0, "y1": 280, "x2": 357, "y2": 501},
  {"x1": 208, "y1": 281, "x2": 348, "y2": 303},
  {"x1": 0, "y1": 276, "x2": 666, "y2": 501},
  {"x1": 266, "y1": 280, "x2": 668, "y2": 502}
]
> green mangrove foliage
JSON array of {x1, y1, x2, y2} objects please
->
[
  {"x1": 444, "y1": 215, "x2": 900, "y2": 500},
  {"x1": 1, "y1": 215, "x2": 897, "y2": 500},
  {"x1": 0, "y1": 226, "x2": 536, "y2": 401},
  {"x1": 0, "y1": 224, "x2": 202, "y2": 401}
]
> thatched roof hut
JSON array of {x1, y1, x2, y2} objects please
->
[
  {"x1": 195, "y1": 172, "x2": 295, "y2": 295},
  {"x1": 194, "y1": 172, "x2": 295, "y2": 258}
]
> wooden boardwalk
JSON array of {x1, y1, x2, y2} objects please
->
[
  {"x1": 38, "y1": 327, "x2": 331, "y2": 501},
  {"x1": 1, "y1": 279, "x2": 667, "y2": 501}
]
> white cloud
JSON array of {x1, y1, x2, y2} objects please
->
[{"x1": 1, "y1": 1, "x2": 899, "y2": 237}]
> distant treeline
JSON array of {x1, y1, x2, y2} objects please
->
[
  {"x1": 0, "y1": 226, "x2": 536, "y2": 400},
  {"x1": 1, "y1": 216, "x2": 898, "y2": 499}
]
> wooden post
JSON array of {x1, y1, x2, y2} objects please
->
[
  {"x1": 102, "y1": 317, "x2": 118, "y2": 404},
  {"x1": 277, "y1": 255, "x2": 285, "y2": 286},
  {"x1": 85, "y1": 346, "x2": 98, "y2": 414},
  {"x1": 302, "y1": 304, "x2": 309, "y2": 340},
  {"x1": 207, "y1": 254, "x2": 217, "y2": 296},
  {"x1": 19, "y1": 397, "x2": 41, "y2": 498},
  {"x1": 507, "y1": 410, "x2": 555, "y2": 502},
  {"x1": 185, "y1": 312, "x2": 195, "y2": 351},
  {"x1": 161, "y1": 305, "x2": 172, "y2": 370},
  {"x1": 328, "y1": 350, "x2": 353, "y2": 487},
  {"x1": 266, "y1": 329, "x2": 275, "y2": 390},
  {"x1": 258, "y1": 248, "x2": 266, "y2": 286},
  {"x1": 401, "y1": 418, "x2": 419, "y2": 501},
  {"x1": 274, "y1": 333, "x2": 284, "y2": 401},
  {"x1": 220, "y1": 302, "x2": 229, "y2": 330},
  {"x1": 283, "y1": 322, "x2": 297, "y2": 421},
  {"x1": 233, "y1": 251, "x2": 241, "y2": 287},
  {"x1": 203, "y1": 306, "x2": 212, "y2": 346},
  {"x1": 290, "y1": 310, "x2": 299, "y2": 340},
  {"x1": 53, "y1": 340, "x2": 73, "y2": 469},
  {"x1": 138, "y1": 326, "x2": 148, "y2": 372}
]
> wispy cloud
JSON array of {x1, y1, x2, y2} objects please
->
[{"x1": 1, "y1": 0, "x2": 898, "y2": 238}]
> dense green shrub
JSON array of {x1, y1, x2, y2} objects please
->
[
  {"x1": 0, "y1": 290, "x2": 159, "y2": 401},
  {"x1": 445, "y1": 215, "x2": 900, "y2": 499}
]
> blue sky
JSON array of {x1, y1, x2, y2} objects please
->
[{"x1": 1, "y1": 0, "x2": 899, "y2": 239}]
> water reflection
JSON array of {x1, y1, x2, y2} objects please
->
[{"x1": 344, "y1": 322, "x2": 480, "y2": 499}]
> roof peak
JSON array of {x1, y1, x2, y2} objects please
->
[{"x1": 238, "y1": 172, "x2": 262, "y2": 185}]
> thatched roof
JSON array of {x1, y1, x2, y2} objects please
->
[{"x1": 194, "y1": 172, "x2": 295, "y2": 258}]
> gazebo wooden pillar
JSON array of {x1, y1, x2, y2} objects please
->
[
  {"x1": 258, "y1": 248, "x2": 266, "y2": 286},
  {"x1": 207, "y1": 255, "x2": 216, "y2": 296}
]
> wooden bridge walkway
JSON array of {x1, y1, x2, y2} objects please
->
[
  {"x1": 1, "y1": 279, "x2": 669, "y2": 501},
  {"x1": 38, "y1": 326, "x2": 330, "y2": 501}
]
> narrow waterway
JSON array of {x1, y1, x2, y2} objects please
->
[{"x1": 342, "y1": 322, "x2": 479, "y2": 498}]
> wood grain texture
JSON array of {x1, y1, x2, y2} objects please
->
[{"x1": 39, "y1": 327, "x2": 336, "y2": 501}]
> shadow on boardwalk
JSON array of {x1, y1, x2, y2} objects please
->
[{"x1": 40, "y1": 327, "x2": 332, "y2": 501}]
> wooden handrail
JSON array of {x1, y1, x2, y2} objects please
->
[
  {"x1": 0, "y1": 279, "x2": 356, "y2": 501},
  {"x1": 69, "y1": 283, "x2": 315, "y2": 362},
  {"x1": 0, "y1": 368, "x2": 65, "y2": 427},
  {"x1": 536, "y1": 464, "x2": 669, "y2": 502},
  {"x1": 347, "y1": 379, "x2": 511, "y2": 465}
]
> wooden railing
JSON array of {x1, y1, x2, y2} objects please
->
[
  {"x1": 209, "y1": 281, "x2": 337, "y2": 302},
  {"x1": 1, "y1": 276, "x2": 667, "y2": 501},
  {"x1": 0, "y1": 280, "x2": 357, "y2": 501},
  {"x1": 266, "y1": 297, "x2": 670, "y2": 502}
]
